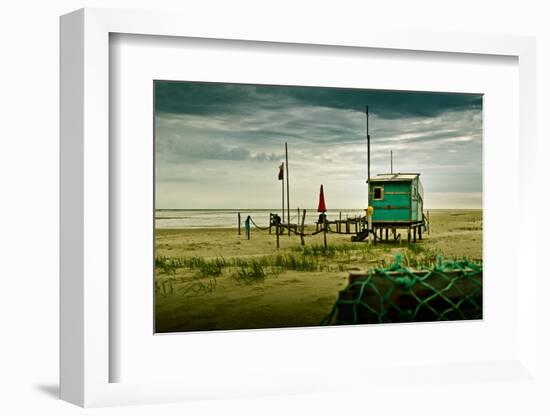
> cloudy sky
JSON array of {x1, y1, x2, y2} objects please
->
[{"x1": 155, "y1": 81, "x2": 482, "y2": 209}]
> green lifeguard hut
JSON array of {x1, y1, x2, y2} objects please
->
[
  {"x1": 354, "y1": 106, "x2": 428, "y2": 243},
  {"x1": 369, "y1": 173, "x2": 424, "y2": 223},
  {"x1": 367, "y1": 173, "x2": 426, "y2": 241}
]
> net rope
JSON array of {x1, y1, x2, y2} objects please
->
[{"x1": 320, "y1": 254, "x2": 482, "y2": 325}]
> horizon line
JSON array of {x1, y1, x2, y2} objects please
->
[{"x1": 156, "y1": 207, "x2": 484, "y2": 210}]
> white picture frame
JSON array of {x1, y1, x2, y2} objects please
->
[{"x1": 60, "y1": 8, "x2": 538, "y2": 408}]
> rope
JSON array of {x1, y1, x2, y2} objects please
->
[
  {"x1": 320, "y1": 254, "x2": 482, "y2": 325},
  {"x1": 247, "y1": 215, "x2": 307, "y2": 235},
  {"x1": 248, "y1": 217, "x2": 270, "y2": 231}
]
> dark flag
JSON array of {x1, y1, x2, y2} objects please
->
[{"x1": 278, "y1": 162, "x2": 284, "y2": 180}]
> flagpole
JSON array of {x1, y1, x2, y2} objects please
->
[
  {"x1": 281, "y1": 163, "x2": 285, "y2": 232},
  {"x1": 318, "y1": 184, "x2": 328, "y2": 252},
  {"x1": 285, "y1": 142, "x2": 290, "y2": 236}
]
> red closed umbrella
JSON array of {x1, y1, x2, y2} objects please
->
[{"x1": 317, "y1": 185, "x2": 327, "y2": 212}]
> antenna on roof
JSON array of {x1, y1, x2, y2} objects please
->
[{"x1": 390, "y1": 150, "x2": 393, "y2": 174}]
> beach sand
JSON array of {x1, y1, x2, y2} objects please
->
[{"x1": 155, "y1": 209, "x2": 482, "y2": 333}]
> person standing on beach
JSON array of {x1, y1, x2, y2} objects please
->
[{"x1": 245, "y1": 215, "x2": 251, "y2": 240}]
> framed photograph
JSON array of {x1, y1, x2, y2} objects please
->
[
  {"x1": 60, "y1": 8, "x2": 538, "y2": 408},
  {"x1": 152, "y1": 79, "x2": 483, "y2": 334}
]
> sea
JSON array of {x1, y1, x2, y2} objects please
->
[{"x1": 155, "y1": 209, "x2": 366, "y2": 229}]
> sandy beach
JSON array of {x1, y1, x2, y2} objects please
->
[{"x1": 155, "y1": 209, "x2": 482, "y2": 333}]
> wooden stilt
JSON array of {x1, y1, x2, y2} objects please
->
[
  {"x1": 419, "y1": 225, "x2": 422, "y2": 240},
  {"x1": 413, "y1": 226, "x2": 417, "y2": 242},
  {"x1": 385, "y1": 228, "x2": 388, "y2": 241},
  {"x1": 276, "y1": 222, "x2": 280, "y2": 248},
  {"x1": 408, "y1": 227, "x2": 411, "y2": 242},
  {"x1": 300, "y1": 209, "x2": 306, "y2": 245}
]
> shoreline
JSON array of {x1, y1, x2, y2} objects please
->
[
  {"x1": 156, "y1": 208, "x2": 484, "y2": 211},
  {"x1": 155, "y1": 209, "x2": 483, "y2": 230}
]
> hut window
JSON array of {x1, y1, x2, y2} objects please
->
[{"x1": 373, "y1": 186, "x2": 384, "y2": 200}]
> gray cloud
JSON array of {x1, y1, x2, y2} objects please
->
[
  {"x1": 155, "y1": 81, "x2": 482, "y2": 120},
  {"x1": 154, "y1": 82, "x2": 482, "y2": 209}
]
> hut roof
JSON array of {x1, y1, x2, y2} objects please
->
[{"x1": 369, "y1": 173, "x2": 420, "y2": 182}]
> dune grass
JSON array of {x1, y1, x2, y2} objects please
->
[
  {"x1": 155, "y1": 235, "x2": 481, "y2": 299},
  {"x1": 156, "y1": 252, "x2": 323, "y2": 278},
  {"x1": 156, "y1": 240, "x2": 478, "y2": 282}
]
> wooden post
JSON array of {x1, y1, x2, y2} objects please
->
[
  {"x1": 385, "y1": 228, "x2": 388, "y2": 241},
  {"x1": 408, "y1": 227, "x2": 411, "y2": 242},
  {"x1": 323, "y1": 215, "x2": 328, "y2": 252},
  {"x1": 269, "y1": 213, "x2": 272, "y2": 234},
  {"x1": 276, "y1": 222, "x2": 280, "y2": 248},
  {"x1": 419, "y1": 225, "x2": 423, "y2": 240},
  {"x1": 413, "y1": 227, "x2": 417, "y2": 242},
  {"x1": 238, "y1": 212, "x2": 241, "y2": 235},
  {"x1": 300, "y1": 209, "x2": 306, "y2": 245},
  {"x1": 427, "y1": 210, "x2": 430, "y2": 234}
]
